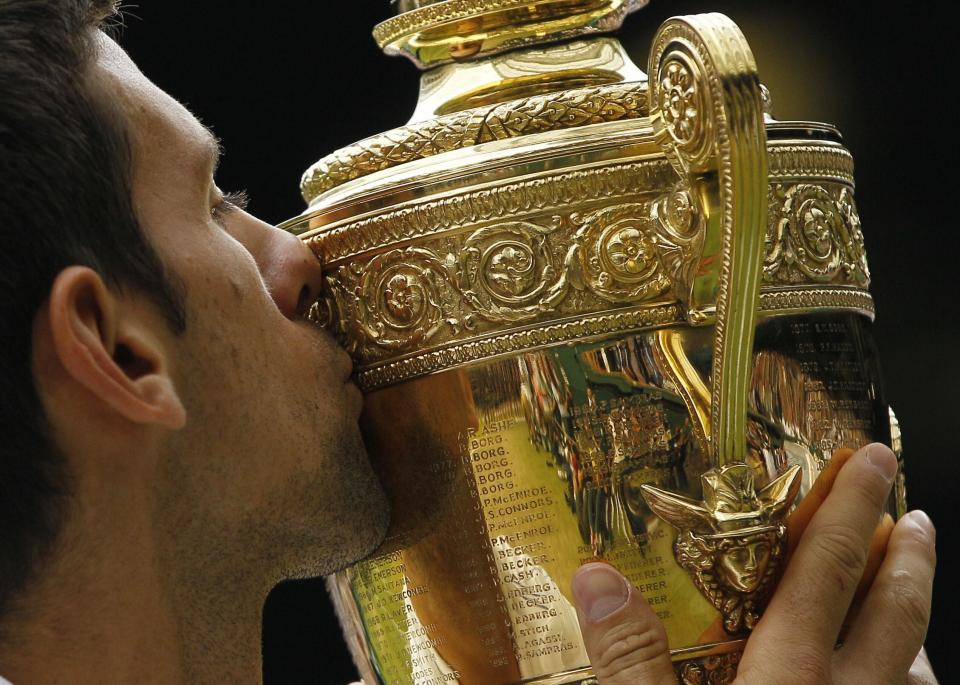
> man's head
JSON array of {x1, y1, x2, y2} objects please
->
[{"x1": 0, "y1": 0, "x2": 388, "y2": 619}]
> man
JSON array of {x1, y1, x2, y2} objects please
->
[
  {"x1": 0, "y1": 0, "x2": 388, "y2": 681},
  {"x1": 0, "y1": 1, "x2": 938, "y2": 683}
]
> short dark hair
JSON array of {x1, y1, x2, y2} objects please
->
[{"x1": 0, "y1": 0, "x2": 186, "y2": 617}]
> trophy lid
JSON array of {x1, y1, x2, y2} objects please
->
[{"x1": 375, "y1": 0, "x2": 649, "y2": 68}]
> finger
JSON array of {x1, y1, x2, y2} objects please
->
[
  {"x1": 784, "y1": 447, "x2": 894, "y2": 641},
  {"x1": 741, "y1": 443, "x2": 897, "y2": 681},
  {"x1": 840, "y1": 512, "x2": 894, "y2": 640},
  {"x1": 572, "y1": 562, "x2": 676, "y2": 685},
  {"x1": 786, "y1": 447, "x2": 856, "y2": 558},
  {"x1": 835, "y1": 511, "x2": 936, "y2": 684}
]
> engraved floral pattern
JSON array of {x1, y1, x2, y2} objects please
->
[
  {"x1": 792, "y1": 185, "x2": 843, "y2": 277},
  {"x1": 574, "y1": 206, "x2": 671, "y2": 303},
  {"x1": 459, "y1": 221, "x2": 568, "y2": 323},
  {"x1": 314, "y1": 175, "x2": 868, "y2": 385},
  {"x1": 604, "y1": 227, "x2": 657, "y2": 279},
  {"x1": 659, "y1": 59, "x2": 700, "y2": 146},
  {"x1": 484, "y1": 242, "x2": 536, "y2": 297},
  {"x1": 654, "y1": 53, "x2": 713, "y2": 172},
  {"x1": 570, "y1": 191, "x2": 704, "y2": 304},
  {"x1": 764, "y1": 183, "x2": 869, "y2": 287},
  {"x1": 383, "y1": 273, "x2": 424, "y2": 325},
  {"x1": 837, "y1": 188, "x2": 870, "y2": 285},
  {"x1": 357, "y1": 248, "x2": 454, "y2": 352}
]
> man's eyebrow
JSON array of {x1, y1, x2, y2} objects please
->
[{"x1": 201, "y1": 125, "x2": 223, "y2": 177}]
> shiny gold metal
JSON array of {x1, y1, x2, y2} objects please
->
[
  {"x1": 300, "y1": 80, "x2": 650, "y2": 202},
  {"x1": 374, "y1": 0, "x2": 649, "y2": 68},
  {"x1": 638, "y1": 14, "x2": 791, "y2": 633},
  {"x1": 285, "y1": 4, "x2": 897, "y2": 684},
  {"x1": 642, "y1": 464, "x2": 801, "y2": 632}
]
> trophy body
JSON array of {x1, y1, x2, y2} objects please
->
[{"x1": 283, "y1": 3, "x2": 903, "y2": 682}]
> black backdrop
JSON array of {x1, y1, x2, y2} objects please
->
[{"x1": 119, "y1": 2, "x2": 959, "y2": 682}]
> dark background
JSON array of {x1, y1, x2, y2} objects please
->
[{"x1": 119, "y1": 2, "x2": 958, "y2": 682}]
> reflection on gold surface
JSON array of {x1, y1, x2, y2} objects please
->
[{"x1": 333, "y1": 313, "x2": 892, "y2": 684}]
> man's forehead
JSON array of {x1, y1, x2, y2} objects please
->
[{"x1": 91, "y1": 32, "x2": 219, "y2": 170}]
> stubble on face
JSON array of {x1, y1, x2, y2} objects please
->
[
  {"x1": 158, "y1": 314, "x2": 389, "y2": 588},
  {"x1": 91, "y1": 35, "x2": 389, "y2": 598}
]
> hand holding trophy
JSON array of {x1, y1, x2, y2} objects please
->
[{"x1": 572, "y1": 443, "x2": 937, "y2": 684}]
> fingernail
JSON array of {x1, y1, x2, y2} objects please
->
[
  {"x1": 572, "y1": 563, "x2": 630, "y2": 621},
  {"x1": 904, "y1": 510, "x2": 936, "y2": 542},
  {"x1": 863, "y1": 443, "x2": 897, "y2": 482}
]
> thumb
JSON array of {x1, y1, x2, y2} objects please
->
[{"x1": 572, "y1": 562, "x2": 677, "y2": 684}]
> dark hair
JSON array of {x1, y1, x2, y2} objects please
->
[{"x1": 0, "y1": 0, "x2": 186, "y2": 617}]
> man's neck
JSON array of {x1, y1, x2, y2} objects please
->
[
  {"x1": 0, "y1": 505, "x2": 267, "y2": 684},
  {"x1": 159, "y1": 551, "x2": 267, "y2": 685}
]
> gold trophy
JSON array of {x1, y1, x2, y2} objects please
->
[{"x1": 282, "y1": 2, "x2": 903, "y2": 682}]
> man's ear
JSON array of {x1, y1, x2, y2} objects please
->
[{"x1": 45, "y1": 266, "x2": 186, "y2": 430}]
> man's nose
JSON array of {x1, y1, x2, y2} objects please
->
[{"x1": 261, "y1": 227, "x2": 325, "y2": 320}]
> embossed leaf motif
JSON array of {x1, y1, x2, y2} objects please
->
[
  {"x1": 661, "y1": 190, "x2": 697, "y2": 236},
  {"x1": 351, "y1": 248, "x2": 453, "y2": 356},
  {"x1": 837, "y1": 188, "x2": 870, "y2": 286},
  {"x1": 302, "y1": 83, "x2": 648, "y2": 201},
  {"x1": 458, "y1": 222, "x2": 568, "y2": 322},
  {"x1": 572, "y1": 200, "x2": 700, "y2": 304}
]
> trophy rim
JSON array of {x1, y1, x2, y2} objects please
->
[{"x1": 373, "y1": 0, "x2": 650, "y2": 67}]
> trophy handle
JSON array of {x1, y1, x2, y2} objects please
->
[
  {"x1": 642, "y1": 14, "x2": 795, "y2": 636},
  {"x1": 647, "y1": 13, "x2": 768, "y2": 467}
]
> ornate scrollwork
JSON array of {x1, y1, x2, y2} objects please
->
[
  {"x1": 651, "y1": 190, "x2": 703, "y2": 299},
  {"x1": 648, "y1": 13, "x2": 769, "y2": 470},
  {"x1": 314, "y1": 174, "x2": 870, "y2": 382},
  {"x1": 356, "y1": 248, "x2": 455, "y2": 352},
  {"x1": 764, "y1": 183, "x2": 870, "y2": 287},
  {"x1": 569, "y1": 190, "x2": 704, "y2": 304},
  {"x1": 837, "y1": 187, "x2": 870, "y2": 285},
  {"x1": 319, "y1": 186, "x2": 708, "y2": 365},
  {"x1": 572, "y1": 204, "x2": 670, "y2": 303},
  {"x1": 301, "y1": 147, "x2": 855, "y2": 267},
  {"x1": 458, "y1": 221, "x2": 569, "y2": 322}
]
